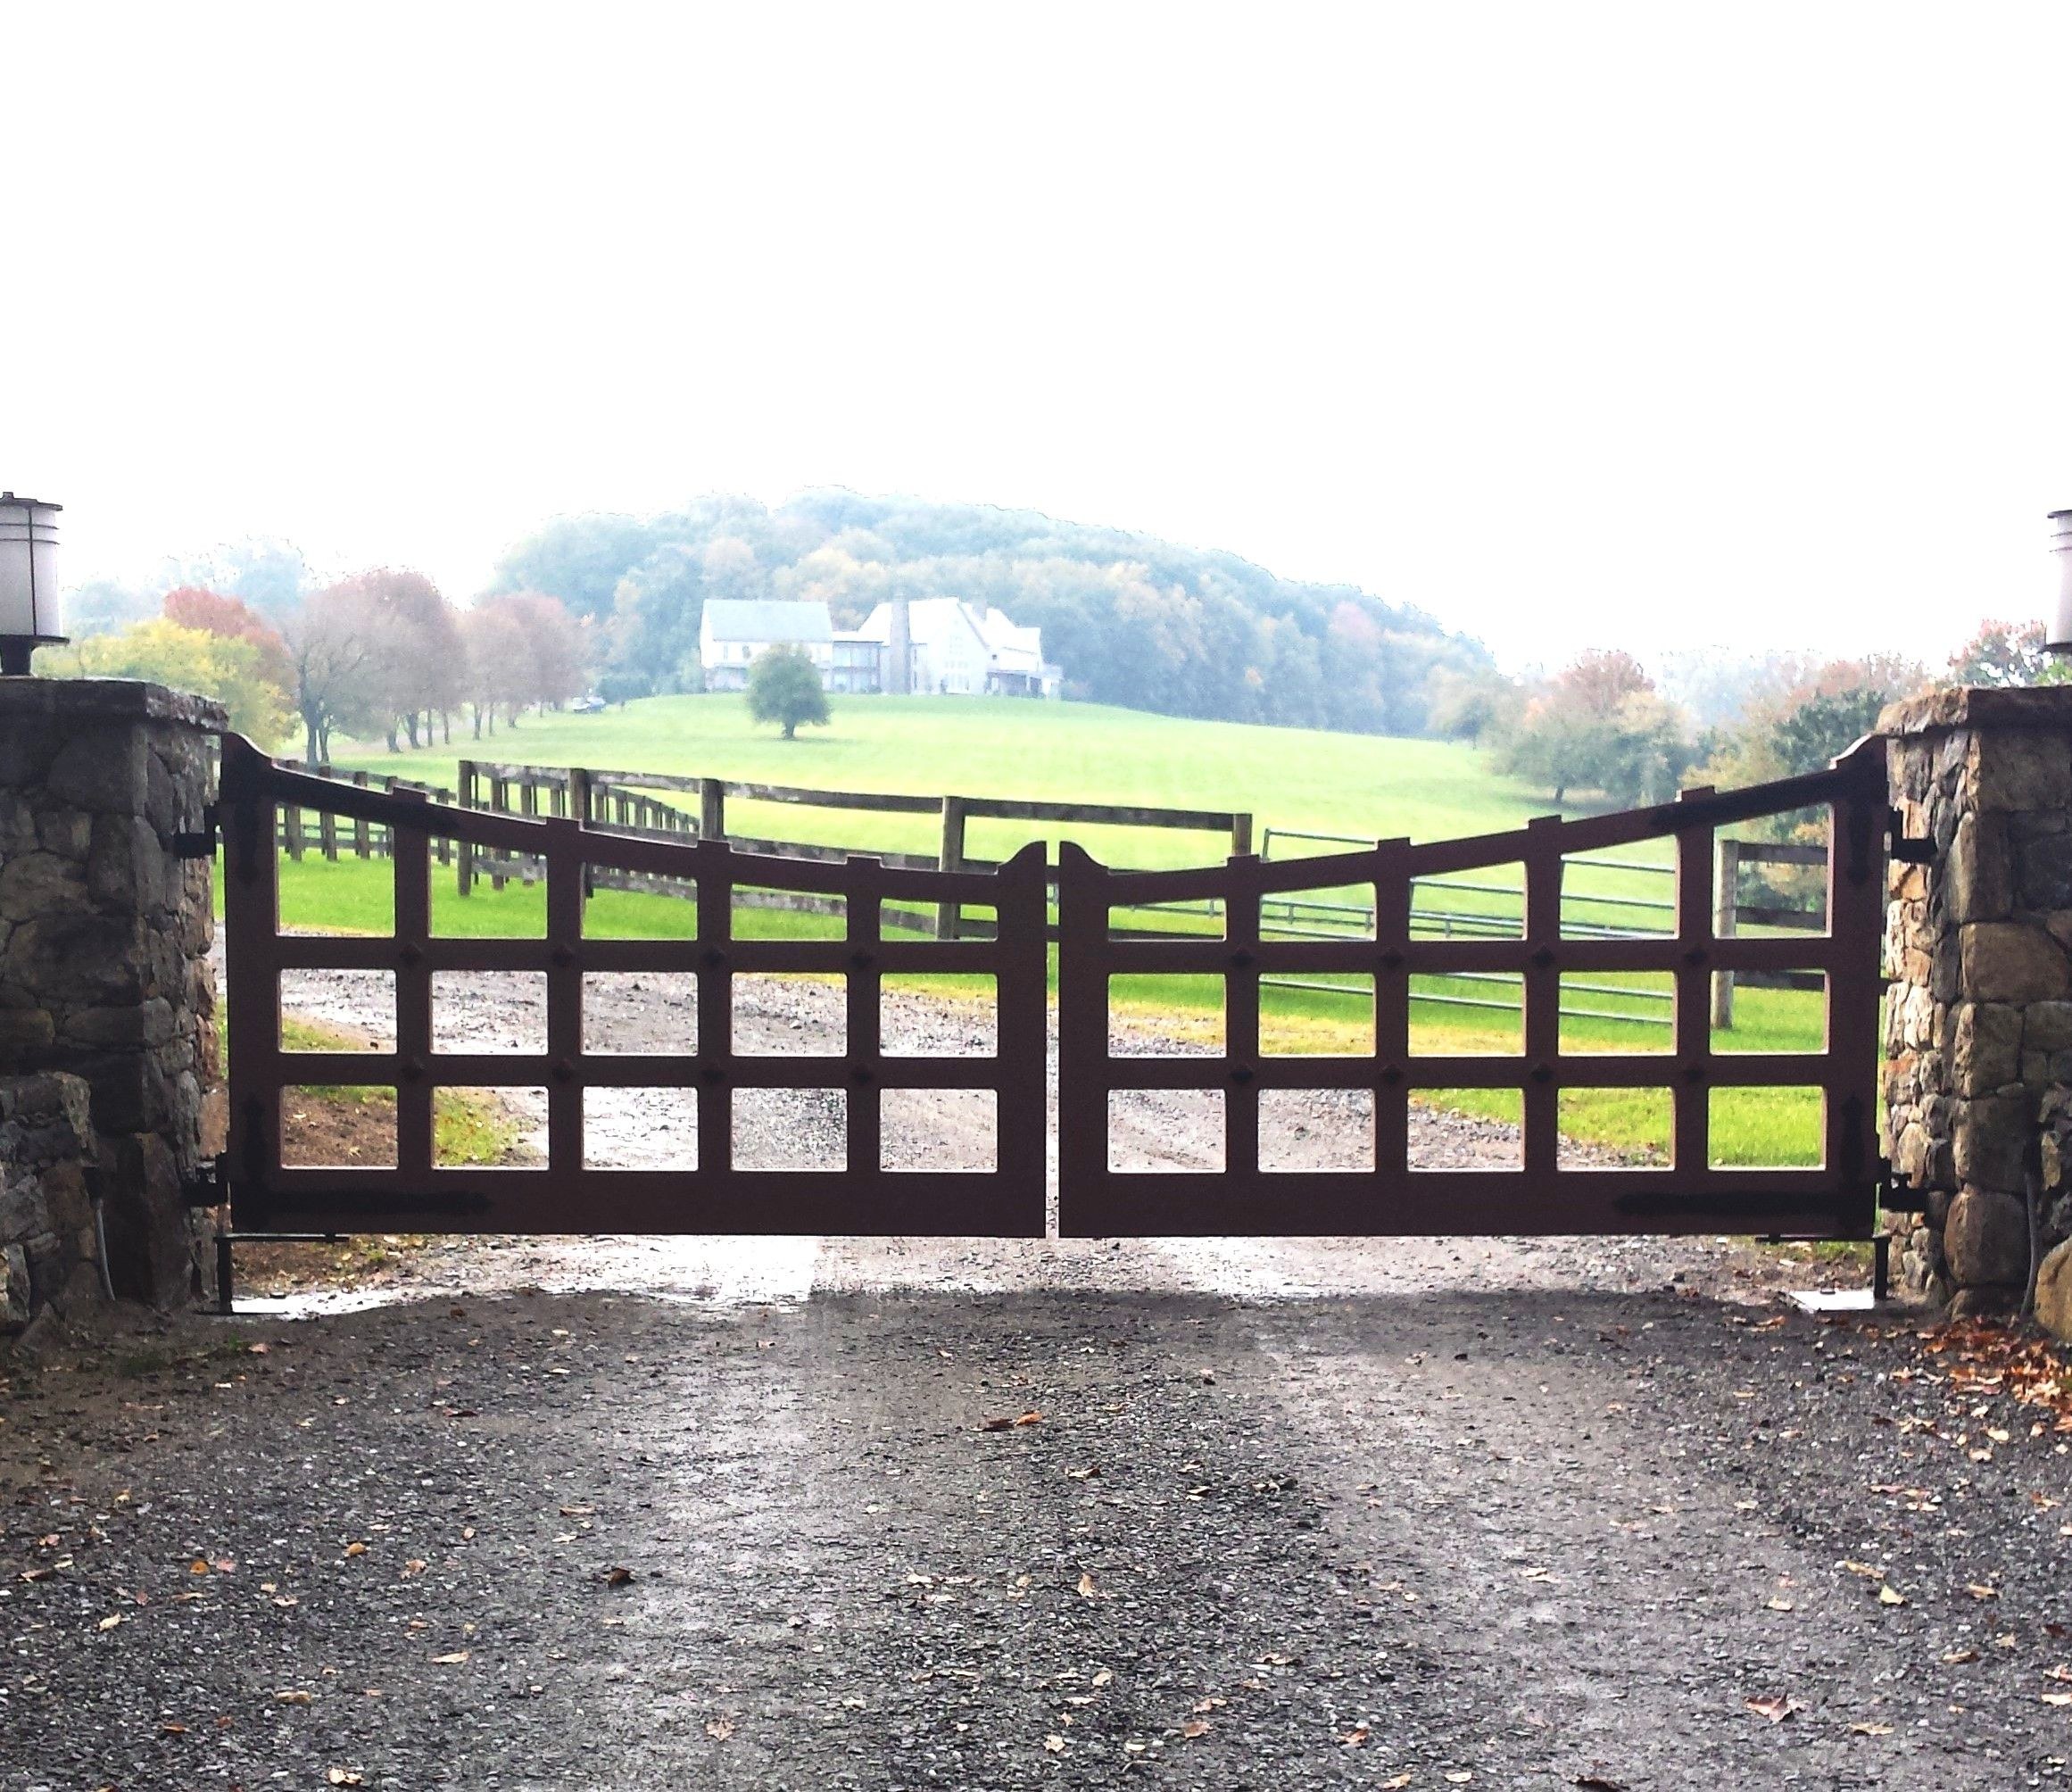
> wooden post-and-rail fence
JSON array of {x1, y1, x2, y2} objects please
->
[{"x1": 272, "y1": 756, "x2": 1253, "y2": 942}]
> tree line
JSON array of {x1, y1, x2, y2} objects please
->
[
  {"x1": 488, "y1": 491, "x2": 1496, "y2": 735},
  {"x1": 1439, "y1": 617, "x2": 2054, "y2": 812},
  {"x1": 57, "y1": 573, "x2": 586, "y2": 764}
]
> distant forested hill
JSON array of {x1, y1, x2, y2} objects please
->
[{"x1": 488, "y1": 492, "x2": 1493, "y2": 735}]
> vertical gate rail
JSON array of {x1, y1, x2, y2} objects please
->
[
  {"x1": 220, "y1": 735, "x2": 1049, "y2": 1236},
  {"x1": 1057, "y1": 739, "x2": 1889, "y2": 1240}
]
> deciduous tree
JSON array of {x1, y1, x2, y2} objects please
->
[{"x1": 747, "y1": 644, "x2": 830, "y2": 740}]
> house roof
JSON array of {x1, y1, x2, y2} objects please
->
[{"x1": 701, "y1": 598, "x2": 833, "y2": 643}]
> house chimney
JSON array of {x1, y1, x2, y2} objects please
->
[{"x1": 888, "y1": 596, "x2": 912, "y2": 695}]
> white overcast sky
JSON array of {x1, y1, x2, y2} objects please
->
[{"x1": 4, "y1": 2, "x2": 2068, "y2": 671}]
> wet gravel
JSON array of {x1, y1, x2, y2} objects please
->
[
  {"x1": 9, "y1": 972, "x2": 2060, "y2": 1786},
  {"x1": 7, "y1": 1273, "x2": 2072, "y2": 1788}
]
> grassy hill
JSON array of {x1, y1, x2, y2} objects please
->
[{"x1": 323, "y1": 693, "x2": 1559, "y2": 869}]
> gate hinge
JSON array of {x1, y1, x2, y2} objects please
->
[
  {"x1": 1886, "y1": 807, "x2": 1934, "y2": 865},
  {"x1": 172, "y1": 805, "x2": 221, "y2": 859},
  {"x1": 182, "y1": 1153, "x2": 229, "y2": 1207}
]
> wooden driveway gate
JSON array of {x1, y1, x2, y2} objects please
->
[{"x1": 214, "y1": 733, "x2": 1893, "y2": 1252}]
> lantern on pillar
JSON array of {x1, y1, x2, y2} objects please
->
[
  {"x1": 2050, "y1": 508, "x2": 2072, "y2": 656},
  {"x1": 0, "y1": 494, "x2": 62, "y2": 676}
]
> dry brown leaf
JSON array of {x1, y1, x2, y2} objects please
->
[
  {"x1": 1339, "y1": 1725, "x2": 1369, "y2": 1746},
  {"x1": 1877, "y1": 1584, "x2": 1907, "y2": 1606},
  {"x1": 1841, "y1": 1561, "x2": 1885, "y2": 1579},
  {"x1": 1943, "y1": 1648, "x2": 1980, "y2": 1664},
  {"x1": 1077, "y1": 1572, "x2": 1098, "y2": 1598},
  {"x1": 1966, "y1": 1583, "x2": 2000, "y2": 1601},
  {"x1": 96, "y1": 1614, "x2": 122, "y2": 1631},
  {"x1": 603, "y1": 1566, "x2": 634, "y2": 1587},
  {"x1": 189, "y1": 1559, "x2": 210, "y2": 1575},
  {"x1": 276, "y1": 1690, "x2": 313, "y2": 1705},
  {"x1": 343, "y1": 1542, "x2": 367, "y2": 1558},
  {"x1": 1382, "y1": 1777, "x2": 1413, "y2": 1789},
  {"x1": 1043, "y1": 1734, "x2": 1065, "y2": 1753},
  {"x1": 706, "y1": 1717, "x2": 734, "y2": 1739},
  {"x1": 326, "y1": 1772, "x2": 365, "y2": 1788},
  {"x1": 431, "y1": 1651, "x2": 469, "y2": 1664},
  {"x1": 1850, "y1": 1722, "x2": 1894, "y2": 1737},
  {"x1": 160, "y1": 1722, "x2": 186, "y2": 1737},
  {"x1": 1745, "y1": 1695, "x2": 1803, "y2": 1722},
  {"x1": 1182, "y1": 1719, "x2": 1210, "y2": 1738}
]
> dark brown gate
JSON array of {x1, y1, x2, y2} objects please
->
[
  {"x1": 1054, "y1": 740, "x2": 1890, "y2": 1240},
  {"x1": 217, "y1": 735, "x2": 1051, "y2": 1236},
  {"x1": 216, "y1": 733, "x2": 1892, "y2": 1247}
]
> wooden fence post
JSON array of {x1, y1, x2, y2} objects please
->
[
  {"x1": 1711, "y1": 837, "x2": 1739, "y2": 1030},
  {"x1": 938, "y1": 795, "x2": 967, "y2": 940},
  {"x1": 284, "y1": 803, "x2": 303, "y2": 859},
  {"x1": 316, "y1": 766, "x2": 338, "y2": 860},
  {"x1": 700, "y1": 778, "x2": 726, "y2": 841},
  {"x1": 352, "y1": 772, "x2": 370, "y2": 859},
  {"x1": 568, "y1": 767, "x2": 593, "y2": 900},
  {"x1": 1231, "y1": 812, "x2": 1254, "y2": 857},
  {"x1": 455, "y1": 760, "x2": 475, "y2": 894},
  {"x1": 490, "y1": 776, "x2": 509, "y2": 891}
]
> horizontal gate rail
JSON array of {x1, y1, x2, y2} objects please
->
[
  {"x1": 219, "y1": 735, "x2": 1049, "y2": 1238},
  {"x1": 1057, "y1": 740, "x2": 1888, "y2": 1240}
]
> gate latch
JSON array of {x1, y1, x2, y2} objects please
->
[
  {"x1": 1886, "y1": 807, "x2": 1934, "y2": 865},
  {"x1": 182, "y1": 1153, "x2": 229, "y2": 1207},
  {"x1": 172, "y1": 805, "x2": 221, "y2": 860}
]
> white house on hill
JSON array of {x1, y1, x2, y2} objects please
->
[
  {"x1": 699, "y1": 599, "x2": 833, "y2": 691},
  {"x1": 855, "y1": 599, "x2": 1060, "y2": 698}
]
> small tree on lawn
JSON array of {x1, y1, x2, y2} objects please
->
[{"x1": 747, "y1": 643, "x2": 831, "y2": 740}]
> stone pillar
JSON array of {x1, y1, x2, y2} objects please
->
[
  {"x1": 1880, "y1": 685, "x2": 2072, "y2": 1316},
  {"x1": 0, "y1": 679, "x2": 226, "y2": 1329}
]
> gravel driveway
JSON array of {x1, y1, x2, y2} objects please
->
[{"x1": 7, "y1": 974, "x2": 2069, "y2": 1787}]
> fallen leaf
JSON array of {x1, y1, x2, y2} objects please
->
[
  {"x1": 343, "y1": 1541, "x2": 367, "y2": 1558},
  {"x1": 706, "y1": 1717, "x2": 734, "y2": 1740},
  {"x1": 1745, "y1": 1695, "x2": 1803, "y2": 1722},
  {"x1": 1967, "y1": 1583, "x2": 2000, "y2": 1601},
  {"x1": 276, "y1": 1690, "x2": 313, "y2": 1705},
  {"x1": 1339, "y1": 1726, "x2": 1369, "y2": 1746},
  {"x1": 1943, "y1": 1648, "x2": 1980, "y2": 1664},
  {"x1": 1090, "y1": 1669, "x2": 1113, "y2": 1688},
  {"x1": 1077, "y1": 1572, "x2": 1098, "y2": 1598},
  {"x1": 326, "y1": 1772, "x2": 365, "y2": 1788},
  {"x1": 1182, "y1": 1720, "x2": 1210, "y2": 1738},
  {"x1": 1841, "y1": 1561, "x2": 1886, "y2": 1580},
  {"x1": 189, "y1": 1559, "x2": 210, "y2": 1575},
  {"x1": 1877, "y1": 1585, "x2": 1907, "y2": 1606},
  {"x1": 1382, "y1": 1778, "x2": 1413, "y2": 1790},
  {"x1": 1849, "y1": 1721, "x2": 1894, "y2": 1736},
  {"x1": 431, "y1": 1651, "x2": 469, "y2": 1664},
  {"x1": 96, "y1": 1614, "x2": 122, "y2": 1631},
  {"x1": 160, "y1": 1721, "x2": 186, "y2": 1736},
  {"x1": 1043, "y1": 1734, "x2": 1065, "y2": 1753},
  {"x1": 1765, "y1": 1597, "x2": 1795, "y2": 1612},
  {"x1": 2047, "y1": 1693, "x2": 2072, "y2": 1708}
]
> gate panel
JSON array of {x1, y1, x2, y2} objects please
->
[
  {"x1": 1057, "y1": 741, "x2": 1889, "y2": 1240},
  {"x1": 220, "y1": 736, "x2": 1049, "y2": 1235}
]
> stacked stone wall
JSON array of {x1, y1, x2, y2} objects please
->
[
  {"x1": 1882, "y1": 686, "x2": 2072, "y2": 1315},
  {"x1": 0, "y1": 679, "x2": 226, "y2": 1330}
]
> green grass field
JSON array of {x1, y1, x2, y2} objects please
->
[
  {"x1": 319, "y1": 693, "x2": 1560, "y2": 869},
  {"x1": 239, "y1": 693, "x2": 1840, "y2": 1170}
]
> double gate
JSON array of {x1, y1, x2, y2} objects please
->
[{"x1": 217, "y1": 733, "x2": 1893, "y2": 1244}]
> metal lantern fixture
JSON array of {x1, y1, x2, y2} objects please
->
[
  {"x1": 2051, "y1": 508, "x2": 2072, "y2": 655},
  {"x1": 0, "y1": 493, "x2": 62, "y2": 675}
]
